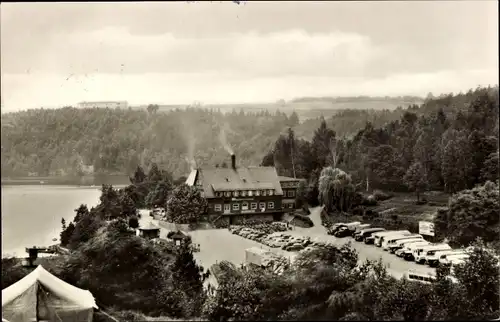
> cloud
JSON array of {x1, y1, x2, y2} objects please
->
[
  {"x1": 2, "y1": 68, "x2": 497, "y2": 111},
  {"x1": 1, "y1": 2, "x2": 497, "y2": 111}
]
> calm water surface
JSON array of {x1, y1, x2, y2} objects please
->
[{"x1": 1, "y1": 185, "x2": 104, "y2": 257}]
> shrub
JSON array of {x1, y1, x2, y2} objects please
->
[
  {"x1": 293, "y1": 214, "x2": 314, "y2": 228},
  {"x1": 362, "y1": 195, "x2": 378, "y2": 206},
  {"x1": 128, "y1": 216, "x2": 139, "y2": 229},
  {"x1": 372, "y1": 190, "x2": 393, "y2": 202}
]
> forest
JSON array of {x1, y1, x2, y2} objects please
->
[
  {"x1": 2, "y1": 85, "x2": 499, "y2": 321},
  {"x1": 1, "y1": 90, "x2": 483, "y2": 180}
]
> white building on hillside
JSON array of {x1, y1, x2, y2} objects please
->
[{"x1": 77, "y1": 101, "x2": 128, "y2": 109}]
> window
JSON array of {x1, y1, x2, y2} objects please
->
[
  {"x1": 232, "y1": 203, "x2": 240, "y2": 211},
  {"x1": 259, "y1": 202, "x2": 266, "y2": 209},
  {"x1": 225, "y1": 191, "x2": 231, "y2": 197},
  {"x1": 224, "y1": 204, "x2": 230, "y2": 211},
  {"x1": 268, "y1": 202, "x2": 274, "y2": 209},
  {"x1": 248, "y1": 190, "x2": 253, "y2": 196},
  {"x1": 251, "y1": 202, "x2": 257, "y2": 210},
  {"x1": 269, "y1": 190, "x2": 274, "y2": 196},
  {"x1": 288, "y1": 190, "x2": 295, "y2": 198},
  {"x1": 288, "y1": 203, "x2": 294, "y2": 209},
  {"x1": 214, "y1": 204, "x2": 222, "y2": 211},
  {"x1": 261, "y1": 190, "x2": 266, "y2": 196},
  {"x1": 241, "y1": 190, "x2": 247, "y2": 197},
  {"x1": 242, "y1": 202, "x2": 249, "y2": 210},
  {"x1": 233, "y1": 191, "x2": 238, "y2": 197},
  {"x1": 256, "y1": 190, "x2": 260, "y2": 196}
]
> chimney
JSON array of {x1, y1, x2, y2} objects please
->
[{"x1": 231, "y1": 154, "x2": 236, "y2": 170}]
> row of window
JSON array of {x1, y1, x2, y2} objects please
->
[
  {"x1": 215, "y1": 190, "x2": 275, "y2": 198},
  {"x1": 214, "y1": 190, "x2": 295, "y2": 198},
  {"x1": 214, "y1": 201, "x2": 275, "y2": 212}
]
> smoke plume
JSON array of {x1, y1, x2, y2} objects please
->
[
  {"x1": 180, "y1": 117, "x2": 197, "y2": 170},
  {"x1": 219, "y1": 123, "x2": 234, "y2": 155}
]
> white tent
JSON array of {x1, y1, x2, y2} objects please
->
[{"x1": 2, "y1": 265, "x2": 97, "y2": 322}]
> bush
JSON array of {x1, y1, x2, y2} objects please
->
[
  {"x1": 352, "y1": 206, "x2": 364, "y2": 217},
  {"x1": 293, "y1": 214, "x2": 314, "y2": 228},
  {"x1": 128, "y1": 216, "x2": 139, "y2": 229},
  {"x1": 362, "y1": 195, "x2": 378, "y2": 206},
  {"x1": 372, "y1": 190, "x2": 393, "y2": 202}
]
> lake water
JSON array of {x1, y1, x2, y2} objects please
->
[{"x1": 1, "y1": 185, "x2": 104, "y2": 257}]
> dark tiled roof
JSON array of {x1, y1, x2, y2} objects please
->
[{"x1": 195, "y1": 167, "x2": 284, "y2": 198}]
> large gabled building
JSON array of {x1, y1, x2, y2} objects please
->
[{"x1": 186, "y1": 154, "x2": 304, "y2": 225}]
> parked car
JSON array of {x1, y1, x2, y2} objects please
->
[
  {"x1": 334, "y1": 227, "x2": 352, "y2": 238},
  {"x1": 354, "y1": 228, "x2": 386, "y2": 242},
  {"x1": 400, "y1": 241, "x2": 431, "y2": 259},
  {"x1": 394, "y1": 239, "x2": 428, "y2": 256},
  {"x1": 352, "y1": 224, "x2": 371, "y2": 237},
  {"x1": 327, "y1": 223, "x2": 347, "y2": 235},
  {"x1": 414, "y1": 244, "x2": 452, "y2": 264},
  {"x1": 426, "y1": 249, "x2": 466, "y2": 267},
  {"x1": 440, "y1": 253, "x2": 470, "y2": 266},
  {"x1": 375, "y1": 230, "x2": 411, "y2": 247},
  {"x1": 385, "y1": 235, "x2": 423, "y2": 252}
]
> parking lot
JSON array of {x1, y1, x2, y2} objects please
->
[{"x1": 139, "y1": 207, "x2": 436, "y2": 280}]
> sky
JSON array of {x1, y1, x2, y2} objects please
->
[{"x1": 1, "y1": 1, "x2": 498, "y2": 111}]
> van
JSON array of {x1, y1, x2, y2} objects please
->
[
  {"x1": 404, "y1": 270, "x2": 458, "y2": 284},
  {"x1": 396, "y1": 240, "x2": 430, "y2": 257},
  {"x1": 353, "y1": 224, "x2": 372, "y2": 237},
  {"x1": 383, "y1": 234, "x2": 422, "y2": 251},
  {"x1": 355, "y1": 228, "x2": 386, "y2": 242},
  {"x1": 440, "y1": 253, "x2": 470, "y2": 266},
  {"x1": 375, "y1": 230, "x2": 411, "y2": 247},
  {"x1": 412, "y1": 243, "x2": 451, "y2": 264},
  {"x1": 345, "y1": 222, "x2": 363, "y2": 235},
  {"x1": 389, "y1": 237, "x2": 424, "y2": 254},
  {"x1": 414, "y1": 244, "x2": 452, "y2": 264},
  {"x1": 354, "y1": 227, "x2": 385, "y2": 241},
  {"x1": 404, "y1": 270, "x2": 437, "y2": 284},
  {"x1": 426, "y1": 249, "x2": 465, "y2": 267}
]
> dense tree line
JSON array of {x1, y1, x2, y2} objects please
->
[
  {"x1": 202, "y1": 240, "x2": 499, "y2": 321},
  {"x1": 0, "y1": 107, "x2": 298, "y2": 178},
  {"x1": 264, "y1": 86, "x2": 499, "y2": 195},
  {"x1": 263, "y1": 86, "x2": 499, "y2": 249},
  {"x1": 0, "y1": 94, "x2": 450, "y2": 180}
]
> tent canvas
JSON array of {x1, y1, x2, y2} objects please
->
[{"x1": 2, "y1": 265, "x2": 97, "y2": 322}]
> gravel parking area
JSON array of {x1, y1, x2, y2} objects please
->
[{"x1": 138, "y1": 207, "x2": 436, "y2": 280}]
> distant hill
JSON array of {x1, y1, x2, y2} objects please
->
[{"x1": 131, "y1": 96, "x2": 425, "y2": 122}]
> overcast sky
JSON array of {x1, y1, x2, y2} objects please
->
[{"x1": 1, "y1": 1, "x2": 498, "y2": 111}]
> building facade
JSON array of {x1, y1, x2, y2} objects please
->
[
  {"x1": 186, "y1": 154, "x2": 304, "y2": 225},
  {"x1": 77, "y1": 101, "x2": 128, "y2": 109}
]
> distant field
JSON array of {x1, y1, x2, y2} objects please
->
[{"x1": 131, "y1": 98, "x2": 424, "y2": 122}]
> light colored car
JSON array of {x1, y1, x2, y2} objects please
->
[
  {"x1": 426, "y1": 249, "x2": 465, "y2": 267},
  {"x1": 375, "y1": 231, "x2": 411, "y2": 247},
  {"x1": 390, "y1": 238, "x2": 426, "y2": 254},
  {"x1": 440, "y1": 253, "x2": 470, "y2": 266},
  {"x1": 396, "y1": 239, "x2": 431, "y2": 257},
  {"x1": 384, "y1": 234, "x2": 423, "y2": 251},
  {"x1": 414, "y1": 244, "x2": 452, "y2": 264}
]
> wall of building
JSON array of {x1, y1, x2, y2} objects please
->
[{"x1": 206, "y1": 195, "x2": 282, "y2": 216}]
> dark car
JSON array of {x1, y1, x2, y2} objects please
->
[
  {"x1": 364, "y1": 236, "x2": 376, "y2": 244},
  {"x1": 328, "y1": 223, "x2": 347, "y2": 235},
  {"x1": 354, "y1": 232, "x2": 365, "y2": 241},
  {"x1": 334, "y1": 227, "x2": 352, "y2": 238}
]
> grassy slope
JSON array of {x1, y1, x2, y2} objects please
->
[{"x1": 326, "y1": 191, "x2": 449, "y2": 234}]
